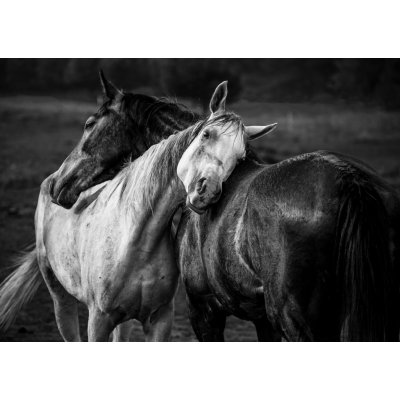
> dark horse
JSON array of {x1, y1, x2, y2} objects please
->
[{"x1": 176, "y1": 82, "x2": 400, "y2": 341}]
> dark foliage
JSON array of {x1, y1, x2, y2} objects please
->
[
  {"x1": 0, "y1": 59, "x2": 399, "y2": 109},
  {"x1": 331, "y1": 59, "x2": 400, "y2": 109},
  {"x1": 159, "y1": 59, "x2": 242, "y2": 111}
]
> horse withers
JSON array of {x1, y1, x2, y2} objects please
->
[{"x1": 177, "y1": 81, "x2": 400, "y2": 341}]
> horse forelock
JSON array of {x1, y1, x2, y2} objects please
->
[{"x1": 208, "y1": 112, "x2": 244, "y2": 133}]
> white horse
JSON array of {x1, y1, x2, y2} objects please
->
[{"x1": 0, "y1": 82, "x2": 272, "y2": 341}]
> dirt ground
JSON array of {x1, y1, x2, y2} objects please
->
[{"x1": 1, "y1": 95, "x2": 399, "y2": 341}]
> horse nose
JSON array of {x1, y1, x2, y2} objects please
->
[{"x1": 196, "y1": 178, "x2": 207, "y2": 195}]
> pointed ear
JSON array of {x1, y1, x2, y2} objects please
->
[
  {"x1": 209, "y1": 81, "x2": 228, "y2": 114},
  {"x1": 245, "y1": 123, "x2": 278, "y2": 141},
  {"x1": 99, "y1": 69, "x2": 121, "y2": 100}
]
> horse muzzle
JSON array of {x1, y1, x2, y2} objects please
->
[
  {"x1": 50, "y1": 177, "x2": 79, "y2": 209},
  {"x1": 49, "y1": 165, "x2": 86, "y2": 209},
  {"x1": 186, "y1": 177, "x2": 222, "y2": 214}
]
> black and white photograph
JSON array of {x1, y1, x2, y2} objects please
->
[{"x1": 1, "y1": 2, "x2": 399, "y2": 398}]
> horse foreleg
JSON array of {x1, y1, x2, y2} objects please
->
[
  {"x1": 112, "y1": 320, "x2": 135, "y2": 342},
  {"x1": 39, "y1": 261, "x2": 81, "y2": 342},
  {"x1": 143, "y1": 302, "x2": 174, "y2": 342},
  {"x1": 253, "y1": 317, "x2": 281, "y2": 342},
  {"x1": 187, "y1": 294, "x2": 226, "y2": 342},
  {"x1": 88, "y1": 307, "x2": 115, "y2": 342}
]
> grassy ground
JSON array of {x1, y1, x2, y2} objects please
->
[{"x1": 0, "y1": 95, "x2": 399, "y2": 341}]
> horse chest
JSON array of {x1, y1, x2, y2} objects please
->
[{"x1": 42, "y1": 212, "x2": 83, "y2": 298}]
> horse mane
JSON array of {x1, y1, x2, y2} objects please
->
[
  {"x1": 104, "y1": 111, "x2": 243, "y2": 213},
  {"x1": 97, "y1": 92, "x2": 192, "y2": 116},
  {"x1": 125, "y1": 93, "x2": 200, "y2": 133},
  {"x1": 131, "y1": 94, "x2": 198, "y2": 126}
]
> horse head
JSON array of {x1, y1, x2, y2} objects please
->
[{"x1": 177, "y1": 81, "x2": 277, "y2": 214}]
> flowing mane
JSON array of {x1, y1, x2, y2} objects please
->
[
  {"x1": 98, "y1": 92, "x2": 198, "y2": 124},
  {"x1": 104, "y1": 112, "x2": 243, "y2": 213},
  {"x1": 130, "y1": 94, "x2": 199, "y2": 133}
]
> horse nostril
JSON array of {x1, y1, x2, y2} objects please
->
[
  {"x1": 196, "y1": 178, "x2": 207, "y2": 195},
  {"x1": 213, "y1": 189, "x2": 222, "y2": 202},
  {"x1": 49, "y1": 178, "x2": 55, "y2": 197}
]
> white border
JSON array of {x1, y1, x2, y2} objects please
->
[
  {"x1": 1, "y1": 0, "x2": 399, "y2": 57},
  {"x1": 1, "y1": 1, "x2": 400, "y2": 398},
  {"x1": 0, "y1": 343, "x2": 399, "y2": 399}
]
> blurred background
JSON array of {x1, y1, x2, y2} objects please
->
[{"x1": 1, "y1": 58, "x2": 400, "y2": 341}]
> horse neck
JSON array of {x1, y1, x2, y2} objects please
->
[
  {"x1": 120, "y1": 130, "x2": 193, "y2": 251},
  {"x1": 129, "y1": 180, "x2": 185, "y2": 253}
]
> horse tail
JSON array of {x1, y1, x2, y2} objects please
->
[
  {"x1": 335, "y1": 168, "x2": 397, "y2": 341},
  {"x1": 0, "y1": 244, "x2": 42, "y2": 332}
]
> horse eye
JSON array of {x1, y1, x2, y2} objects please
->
[
  {"x1": 203, "y1": 130, "x2": 210, "y2": 139},
  {"x1": 85, "y1": 120, "x2": 96, "y2": 130}
]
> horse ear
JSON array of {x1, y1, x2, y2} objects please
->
[
  {"x1": 209, "y1": 81, "x2": 228, "y2": 114},
  {"x1": 245, "y1": 123, "x2": 278, "y2": 141},
  {"x1": 99, "y1": 69, "x2": 121, "y2": 100}
]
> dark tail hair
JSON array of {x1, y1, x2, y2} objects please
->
[
  {"x1": 335, "y1": 170, "x2": 398, "y2": 341},
  {"x1": 0, "y1": 245, "x2": 42, "y2": 332}
]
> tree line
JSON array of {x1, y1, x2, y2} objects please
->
[{"x1": 0, "y1": 59, "x2": 399, "y2": 109}]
